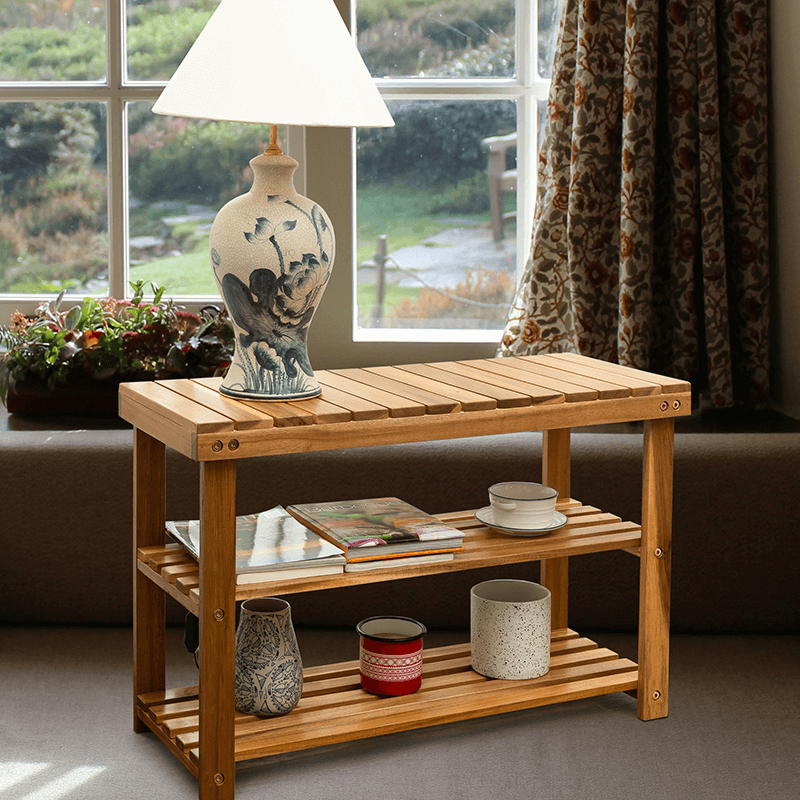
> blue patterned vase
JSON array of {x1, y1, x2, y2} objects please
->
[{"x1": 234, "y1": 597, "x2": 303, "y2": 716}]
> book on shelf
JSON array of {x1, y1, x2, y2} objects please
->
[
  {"x1": 344, "y1": 552, "x2": 454, "y2": 572},
  {"x1": 286, "y1": 497, "x2": 465, "y2": 563},
  {"x1": 165, "y1": 505, "x2": 346, "y2": 584}
]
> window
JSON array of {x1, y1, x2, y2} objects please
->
[{"x1": 0, "y1": 0, "x2": 555, "y2": 360}]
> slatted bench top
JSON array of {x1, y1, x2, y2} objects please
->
[{"x1": 118, "y1": 353, "x2": 691, "y2": 461}]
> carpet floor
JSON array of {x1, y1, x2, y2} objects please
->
[{"x1": 1, "y1": 627, "x2": 798, "y2": 800}]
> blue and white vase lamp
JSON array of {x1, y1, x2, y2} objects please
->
[
  {"x1": 210, "y1": 143, "x2": 333, "y2": 400},
  {"x1": 150, "y1": 0, "x2": 394, "y2": 401}
]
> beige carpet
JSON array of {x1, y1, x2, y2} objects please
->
[{"x1": 1, "y1": 627, "x2": 798, "y2": 800}]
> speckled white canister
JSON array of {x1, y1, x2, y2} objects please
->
[{"x1": 470, "y1": 580, "x2": 551, "y2": 680}]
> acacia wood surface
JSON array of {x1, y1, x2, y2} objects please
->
[
  {"x1": 138, "y1": 501, "x2": 641, "y2": 617},
  {"x1": 118, "y1": 356, "x2": 690, "y2": 462},
  {"x1": 133, "y1": 430, "x2": 166, "y2": 734},
  {"x1": 638, "y1": 418, "x2": 674, "y2": 720},
  {"x1": 134, "y1": 630, "x2": 638, "y2": 763},
  {"x1": 124, "y1": 354, "x2": 682, "y2": 792}
]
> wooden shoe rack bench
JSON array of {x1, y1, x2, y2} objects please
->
[{"x1": 121, "y1": 353, "x2": 690, "y2": 800}]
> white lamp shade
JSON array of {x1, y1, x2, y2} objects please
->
[{"x1": 152, "y1": 0, "x2": 393, "y2": 128}]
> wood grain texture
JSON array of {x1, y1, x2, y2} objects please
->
[
  {"x1": 126, "y1": 353, "x2": 684, "y2": 789},
  {"x1": 172, "y1": 378, "x2": 274, "y2": 429},
  {"x1": 548, "y1": 352, "x2": 690, "y2": 393},
  {"x1": 198, "y1": 459, "x2": 237, "y2": 799},
  {"x1": 526, "y1": 354, "x2": 661, "y2": 396},
  {"x1": 401, "y1": 362, "x2": 529, "y2": 407},
  {"x1": 138, "y1": 503, "x2": 640, "y2": 606},
  {"x1": 136, "y1": 632, "x2": 637, "y2": 762},
  {"x1": 332, "y1": 367, "x2": 461, "y2": 414},
  {"x1": 638, "y1": 417, "x2": 674, "y2": 720},
  {"x1": 541, "y1": 428, "x2": 571, "y2": 630},
  {"x1": 317, "y1": 370, "x2": 425, "y2": 417},
  {"x1": 133, "y1": 429, "x2": 166, "y2": 733}
]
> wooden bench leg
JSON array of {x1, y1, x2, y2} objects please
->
[
  {"x1": 198, "y1": 459, "x2": 237, "y2": 799},
  {"x1": 133, "y1": 429, "x2": 166, "y2": 732},
  {"x1": 637, "y1": 417, "x2": 673, "y2": 720},
  {"x1": 541, "y1": 428, "x2": 570, "y2": 629}
]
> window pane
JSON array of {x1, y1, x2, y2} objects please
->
[
  {"x1": 0, "y1": 102, "x2": 108, "y2": 295},
  {"x1": 127, "y1": 101, "x2": 279, "y2": 295},
  {"x1": 357, "y1": 99, "x2": 517, "y2": 331},
  {"x1": 0, "y1": 1, "x2": 106, "y2": 81},
  {"x1": 126, "y1": 0, "x2": 219, "y2": 82},
  {"x1": 538, "y1": 0, "x2": 559, "y2": 78},
  {"x1": 358, "y1": 0, "x2": 514, "y2": 79}
]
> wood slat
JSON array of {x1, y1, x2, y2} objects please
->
[
  {"x1": 313, "y1": 380, "x2": 391, "y2": 421},
  {"x1": 239, "y1": 400, "x2": 316, "y2": 427},
  {"x1": 433, "y1": 361, "x2": 565, "y2": 404},
  {"x1": 169, "y1": 378, "x2": 275, "y2": 429},
  {"x1": 365, "y1": 365, "x2": 497, "y2": 411},
  {"x1": 332, "y1": 368, "x2": 461, "y2": 415},
  {"x1": 317, "y1": 371, "x2": 426, "y2": 417},
  {"x1": 137, "y1": 502, "x2": 641, "y2": 608},
  {"x1": 148, "y1": 634, "x2": 637, "y2": 761},
  {"x1": 285, "y1": 396, "x2": 353, "y2": 424},
  {"x1": 548, "y1": 352, "x2": 691, "y2": 393},
  {"x1": 399, "y1": 362, "x2": 531, "y2": 408},
  {"x1": 462, "y1": 358, "x2": 599, "y2": 402},
  {"x1": 509, "y1": 357, "x2": 632, "y2": 398},
  {"x1": 128, "y1": 381, "x2": 236, "y2": 432},
  {"x1": 525, "y1": 354, "x2": 661, "y2": 396}
]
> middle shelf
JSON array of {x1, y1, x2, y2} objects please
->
[{"x1": 137, "y1": 501, "x2": 642, "y2": 616}]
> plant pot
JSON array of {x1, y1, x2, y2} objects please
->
[{"x1": 5, "y1": 377, "x2": 123, "y2": 417}]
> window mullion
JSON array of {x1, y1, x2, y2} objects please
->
[{"x1": 106, "y1": 0, "x2": 126, "y2": 299}]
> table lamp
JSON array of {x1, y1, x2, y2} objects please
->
[{"x1": 152, "y1": 0, "x2": 393, "y2": 401}]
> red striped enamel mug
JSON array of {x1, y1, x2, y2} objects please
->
[{"x1": 357, "y1": 616, "x2": 427, "y2": 696}]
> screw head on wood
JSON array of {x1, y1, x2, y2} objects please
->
[
  {"x1": 660, "y1": 401, "x2": 669, "y2": 411},
  {"x1": 653, "y1": 690, "x2": 661, "y2": 701},
  {"x1": 654, "y1": 547, "x2": 664, "y2": 558},
  {"x1": 212, "y1": 440, "x2": 223, "y2": 452},
  {"x1": 214, "y1": 773, "x2": 225, "y2": 785},
  {"x1": 213, "y1": 608, "x2": 225, "y2": 620},
  {"x1": 672, "y1": 400, "x2": 681, "y2": 410},
  {"x1": 228, "y1": 439, "x2": 239, "y2": 450}
]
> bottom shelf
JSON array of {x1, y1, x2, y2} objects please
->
[{"x1": 137, "y1": 629, "x2": 638, "y2": 770}]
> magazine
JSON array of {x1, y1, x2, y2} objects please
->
[
  {"x1": 286, "y1": 497, "x2": 465, "y2": 562},
  {"x1": 166, "y1": 505, "x2": 346, "y2": 583}
]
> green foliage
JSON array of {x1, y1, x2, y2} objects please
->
[
  {"x1": 428, "y1": 172, "x2": 492, "y2": 215},
  {"x1": 357, "y1": 0, "x2": 514, "y2": 76},
  {"x1": 0, "y1": 282, "x2": 234, "y2": 406},
  {"x1": 0, "y1": 25, "x2": 105, "y2": 81},
  {"x1": 0, "y1": 103, "x2": 100, "y2": 203},
  {"x1": 358, "y1": 98, "x2": 516, "y2": 188},
  {"x1": 128, "y1": 117, "x2": 266, "y2": 205},
  {"x1": 126, "y1": 2, "x2": 217, "y2": 81}
]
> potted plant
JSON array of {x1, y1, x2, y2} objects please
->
[{"x1": 0, "y1": 281, "x2": 234, "y2": 417}]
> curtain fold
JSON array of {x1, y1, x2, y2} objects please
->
[{"x1": 499, "y1": 0, "x2": 769, "y2": 408}]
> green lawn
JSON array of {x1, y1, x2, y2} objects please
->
[
  {"x1": 130, "y1": 250, "x2": 218, "y2": 295},
  {"x1": 130, "y1": 181, "x2": 492, "y2": 303}
]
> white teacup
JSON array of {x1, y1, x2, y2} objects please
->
[{"x1": 489, "y1": 482, "x2": 558, "y2": 529}]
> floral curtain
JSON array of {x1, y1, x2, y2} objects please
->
[{"x1": 499, "y1": 0, "x2": 769, "y2": 408}]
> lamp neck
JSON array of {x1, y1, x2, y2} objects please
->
[
  {"x1": 264, "y1": 124, "x2": 282, "y2": 155},
  {"x1": 249, "y1": 152, "x2": 300, "y2": 198}
]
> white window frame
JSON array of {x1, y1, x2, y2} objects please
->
[{"x1": 0, "y1": 0, "x2": 552, "y2": 368}]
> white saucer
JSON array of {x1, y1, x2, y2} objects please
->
[{"x1": 475, "y1": 507, "x2": 568, "y2": 537}]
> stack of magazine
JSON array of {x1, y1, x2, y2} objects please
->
[
  {"x1": 165, "y1": 505, "x2": 346, "y2": 584},
  {"x1": 166, "y1": 498, "x2": 465, "y2": 580},
  {"x1": 286, "y1": 497, "x2": 465, "y2": 572}
]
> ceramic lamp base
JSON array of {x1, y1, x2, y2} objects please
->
[{"x1": 210, "y1": 153, "x2": 333, "y2": 402}]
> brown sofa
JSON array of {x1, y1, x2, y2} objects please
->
[{"x1": 2, "y1": 408, "x2": 797, "y2": 633}]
